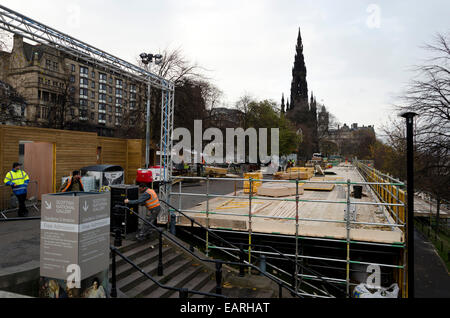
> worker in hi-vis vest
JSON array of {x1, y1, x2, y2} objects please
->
[
  {"x1": 124, "y1": 183, "x2": 161, "y2": 241},
  {"x1": 59, "y1": 170, "x2": 84, "y2": 192},
  {"x1": 4, "y1": 162, "x2": 30, "y2": 217}
]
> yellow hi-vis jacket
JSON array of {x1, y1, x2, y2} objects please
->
[{"x1": 4, "y1": 169, "x2": 30, "y2": 195}]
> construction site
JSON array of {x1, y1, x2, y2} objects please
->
[{"x1": 0, "y1": 4, "x2": 449, "y2": 300}]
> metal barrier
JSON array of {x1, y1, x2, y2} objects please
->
[
  {"x1": 115, "y1": 204, "x2": 327, "y2": 298},
  {"x1": 0, "y1": 181, "x2": 39, "y2": 219},
  {"x1": 164, "y1": 162, "x2": 408, "y2": 298}
]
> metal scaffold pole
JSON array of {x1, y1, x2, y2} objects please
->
[
  {"x1": 248, "y1": 178, "x2": 253, "y2": 275},
  {"x1": 346, "y1": 179, "x2": 351, "y2": 298},
  {"x1": 295, "y1": 178, "x2": 300, "y2": 292},
  {"x1": 206, "y1": 175, "x2": 210, "y2": 257}
]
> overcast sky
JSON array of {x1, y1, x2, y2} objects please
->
[{"x1": 1, "y1": 0, "x2": 449, "y2": 132}]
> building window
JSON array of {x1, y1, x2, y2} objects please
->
[
  {"x1": 108, "y1": 96, "x2": 112, "y2": 103},
  {"x1": 53, "y1": 62, "x2": 58, "y2": 71},
  {"x1": 99, "y1": 93, "x2": 106, "y2": 102},
  {"x1": 99, "y1": 83, "x2": 107, "y2": 92},
  {"x1": 42, "y1": 106, "x2": 48, "y2": 119},
  {"x1": 109, "y1": 76, "x2": 113, "y2": 84},
  {"x1": 80, "y1": 99, "x2": 88, "y2": 107},
  {"x1": 116, "y1": 98, "x2": 122, "y2": 105},
  {"x1": 80, "y1": 66, "x2": 88, "y2": 77},
  {"x1": 109, "y1": 86, "x2": 112, "y2": 94},
  {"x1": 70, "y1": 75, "x2": 75, "y2": 83},
  {"x1": 108, "y1": 105, "x2": 112, "y2": 113},
  {"x1": 116, "y1": 88, "x2": 122, "y2": 96},
  {"x1": 38, "y1": 90, "x2": 41, "y2": 100},
  {"x1": 91, "y1": 82, "x2": 95, "y2": 89},
  {"x1": 80, "y1": 88, "x2": 88, "y2": 98},
  {"x1": 80, "y1": 77, "x2": 88, "y2": 87},
  {"x1": 99, "y1": 73, "x2": 107, "y2": 82},
  {"x1": 46, "y1": 59, "x2": 52, "y2": 69},
  {"x1": 130, "y1": 84, "x2": 136, "y2": 92},
  {"x1": 91, "y1": 71, "x2": 95, "y2": 78},
  {"x1": 91, "y1": 101, "x2": 96, "y2": 109},
  {"x1": 90, "y1": 112, "x2": 95, "y2": 120},
  {"x1": 99, "y1": 103, "x2": 106, "y2": 112},
  {"x1": 130, "y1": 92, "x2": 136, "y2": 100},
  {"x1": 109, "y1": 115, "x2": 112, "y2": 123},
  {"x1": 71, "y1": 64, "x2": 75, "y2": 72}
]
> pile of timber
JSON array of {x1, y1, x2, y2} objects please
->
[
  {"x1": 274, "y1": 167, "x2": 314, "y2": 180},
  {"x1": 205, "y1": 166, "x2": 228, "y2": 177}
]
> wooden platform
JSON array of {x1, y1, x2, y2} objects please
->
[{"x1": 176, "y1": 166, "x2": 405, "y2": 244}]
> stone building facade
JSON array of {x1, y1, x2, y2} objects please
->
[{"x1": 0, "y1": 34, "x2": 147, "y2": 136}]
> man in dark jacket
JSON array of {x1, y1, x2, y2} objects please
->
[{"x1": 59, "y1": 171, "x2": 84, "y2": 192}]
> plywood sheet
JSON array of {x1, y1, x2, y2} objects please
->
[
  {"x1": 303, "y1": 183, "x2": 335, "y2": 191},
  {"x1": 257, "y1": 182, "x2": 304, "y2": 197}
]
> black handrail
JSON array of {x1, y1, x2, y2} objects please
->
[
  {"x1": 115, "y1": 204, "x2": 305, "y2": 298},
  {"x1": 0, "y1": 216, "x2": 40, "y2": 222},
  {"x1": 110, "y1": 245, "x2": 226, "y2": 298},
  {"x1": 160, "y1": 199, "x2": 344, "y2": 296}
]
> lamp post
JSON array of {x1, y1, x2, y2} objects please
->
[
  {"x1": 400, "y1": 111, "x2": 417, "y2": 299},
  {"x1": 140, "y1": 53, "x2": 163, "y2": 168}
]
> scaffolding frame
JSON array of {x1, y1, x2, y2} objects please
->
[
  {"x1": 0, "y1": 4, "x2": 176, "y2": 211},
  {"x1": 167, "y1": 162, "x2": 408, "y2": 298}
]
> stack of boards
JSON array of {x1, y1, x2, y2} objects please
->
[{"x1": 274, "y1": 167, "x2": 315, "y2": 180}]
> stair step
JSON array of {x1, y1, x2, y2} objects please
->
[
  {"x1": 130, "y1": 258, "x2": 193, "y2": 298},
  {"x1": 117, "y1": 250, "x2": 184, "y2": 293},
  {"x1": 190, "y1": 280, "x2": 217, "y2": 298},
  {"x1": 110, "y1": 239, "x2": 160, "y2": 269},
  {"x1": 145, "y1": 263, "x2": 205, "y2": 298},
  {"x1": 169, "y1": 270, "x2": 212, "y2": 298},
  {"x1": 110, "y1": 244, "x2": 174, "y2": 281}
]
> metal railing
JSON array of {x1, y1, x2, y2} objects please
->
[
  {"x1": 113, "y1": 204, "x2": 323, "y2": 298},
  {"x1": 110, "y1": 245, "x2": 226, "y2": 299},
  {"x1": 164, "y1": 163, "x2": 408, "y2": 298}
]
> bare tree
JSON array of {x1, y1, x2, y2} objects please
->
[
  {"x1": 399, "y1": 32, "x2": 450, "y2": 157},
  {"x1": 235, "y1": 94, "x2": 255, "y2": 129},
  {"x1": 0, "y1": 81, "x2": 27, "y2": 125},
  {"x1": 137, "y1": 47, "x2": 207, "y2": 86},
  {"x1": 392, "y1": 31, "x2": 450, "y2": 227},
  {"x1": 42, "y1": 74, "x2": 79, "y2": 130}
]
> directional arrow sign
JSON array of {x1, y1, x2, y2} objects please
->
[
  {"x1": 44, "y1": 201, "x2": 52, "y2": 210},
  {"x1": 82, "y1": 201, "x2": 89, "y2": 212}
]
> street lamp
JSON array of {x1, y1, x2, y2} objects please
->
[
  {"x1": 400, "y1": 111, "x2": 417, "y2": 299},
  {"x1": 140, "y1": 52, "x2": 163, "y2": 168}
]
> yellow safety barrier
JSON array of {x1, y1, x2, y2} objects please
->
[{"x1": 243, "y1": 172, "x2": 262, "y2": 194}]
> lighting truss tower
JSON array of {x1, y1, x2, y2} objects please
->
[
  {"x1": 0, "y1": 5, "x2": 175, "y2": 210},
  {"x1": 159, "y1": 89, "x2": 175, "y2": 222}
]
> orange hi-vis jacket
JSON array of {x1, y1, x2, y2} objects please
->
[
  {"x1": 144, "y1": 188, "x2": 160, "y2": 210},
  {"x1": 62, "y1": 177, "x2": 84, "y2": 192}
]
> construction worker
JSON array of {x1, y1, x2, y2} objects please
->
[
  {"x1": 59, "y1": 170, "x2": 84, "y2": 192},
  {"x1": 124, "y1": 183, "x2": 161, "y2": 241},
  {"x1": 4, "y1": 162, "x2": 30, "y2": 217}
]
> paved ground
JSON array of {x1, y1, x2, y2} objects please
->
[{"x1": 414, "y1": 229, "x2": 450, "y2": 298}]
